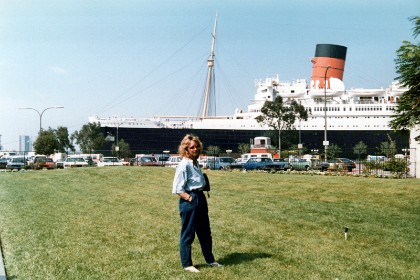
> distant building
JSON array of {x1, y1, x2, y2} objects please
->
[{"x1": 19, "y1": 135, "x2": 32, "y2": 152}]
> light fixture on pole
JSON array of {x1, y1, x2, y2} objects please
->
[
  {"x1": 19, "y1": 106, "x2": 64, "y2": 132},
  {"x1": 323, "y1": 65, "x2": 330, "y2": 161},
  {"x1": 297, "y1": 109, "x2": 303, "y2": 154},
  {"x1": 109, "y1": 118, "x2": 124, "y2": 157}
]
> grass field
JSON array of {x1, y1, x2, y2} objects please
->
[{"x1": 0, "y1": 167, "x2": 419, "y2": 279}]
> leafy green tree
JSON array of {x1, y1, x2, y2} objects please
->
[
  {"x1": 55, "y1": 126, "x2": 75, "y2": 152},
  {"x1": 112, "y1": 139, "x2": 131, "y2": 159},
  {"x1": 32, "y1": 126, "x2": 74, "y2": 155},
  {"x1": 72, "y1": 123, "x2": 106, "y2": 154},
  {"x1": 206, "y1": 145, "x2": 220, "y2": 157},
  {"x1": 327, "y1": 143, "x2": 341, "y2": 159},
  {"x1": 353, "y1": 141, "x2": 367, "y2": 159},
  {"x1": 237, "y1": 143, "x2": 250, "y2": 154},
  {"x1": 379, "y1": 135, "x2": 397, "y2": 158},
  {"x1": 390, "y1": 16, "x2": 420, "y2": 141},
  {"x1": 256, "y1": 96, "x2": 309, "y2": 155},
  {"x1": 33, "y1": 128, "x2": 58, "y2": 155}
]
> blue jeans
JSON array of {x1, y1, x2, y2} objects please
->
[{"x1": 179, "y1": 191, "x2": 215, "y2": 267}]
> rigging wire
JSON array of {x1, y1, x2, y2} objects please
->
[
  {"x1": 97, "y1": 23, "x2": 211, "y2": 115},
  {"x1": 151, "y1": 59, "x2": 208, "y2": 117},
  {"x1": 99, "y1": 53, "x2": 208, "y2": 114}
]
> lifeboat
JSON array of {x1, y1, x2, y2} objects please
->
[
  {"x1": 309, "y1": 88, "x2": 344, "y2": 97},
  {"x1": 277, "y1": 89, "x2": 306, "y2": 98},
  {"x1": 387, "y1": 81, "x2": 408, "y2": 97},
  {"x1": 347, "y1": 88, "x2": 385, "y2": 97}
]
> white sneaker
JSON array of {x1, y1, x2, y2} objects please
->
[
  {"x1": 184, "y1": 266, "x2": 200, "y2": 273},
  {"x1": 208, "y1": 262, "x2": 223, "y2": 267}
]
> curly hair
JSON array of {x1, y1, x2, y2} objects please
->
[{"x1": 178, "y1": 134, "x2": 203, "y2": 159}]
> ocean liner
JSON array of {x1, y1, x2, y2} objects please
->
[{"x1": 89, "y1": 18, "x2": 409, "y2": 156}]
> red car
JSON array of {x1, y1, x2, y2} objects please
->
[
  {"x1": 135, "y1": 156, "x2": 160, "y2": 167},
  {"x1": 34, "y1": 157, "x2": 56, "y2": 170}
]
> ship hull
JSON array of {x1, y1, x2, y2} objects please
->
[{"x1": 101, "y1": 127, "x2": 409, "y2": 158}]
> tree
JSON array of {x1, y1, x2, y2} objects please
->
[
  {"x1": 55, "y1": 126, "x2": 75, "y2": 152},
  {"x1": 255, "y1": 96, "x2": 309, "y2": 155},
  {"x1": 353, "y1": 141, "x2": 367, "y2": 158},
  {"x1": 353, "y1": 141, "x2": 367, "y2": 173},
  {"x1": 237, "y1": 143, "x2": 250, "y2": 154},
  {"x1": 353, "y1": 140, "x2": 367, "y2": 171},
  {"x1": 72, "y1": 123, "x2": 106, "y2": 154},
  {"x1": 390, "y1": 16, "x2": 420, "y2": 141},
  {"x1": 32, "y1": 126, "x2": 74, "y2": 155},
  {"x1": 112, "y1": 139, "x2": 131, "y2": 159},
  {"x1": 206, "y1": 145, "x2": 221, "y2": 157},
  {"x1": 33, "y1": 129, "x2": 58, "y2": 155},
  {"x1": 379, "y1": 135, "x2": 397, "y2": 159},
  {"x1": 327, "y1": 143, "x2": 341, "y2": 159}
]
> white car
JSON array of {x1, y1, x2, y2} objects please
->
[
  {"x1": 62, "y1": 157, "x2": 89, "y2": 168},
  {"x1": 205, "y1": 157, "x2": 235, "y2": 170},
  {"x1": 165, "y1": 156, "x2": 181, "y2": 168},
  {"x1": 97, "y1": 157, "x2": 124, "y2": 167},
  {"x1": 6, "y1": 156, "x2": 26, "y2": 170}
]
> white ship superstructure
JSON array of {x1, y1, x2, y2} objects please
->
[{"x1": 89, "y1": 79, "x2": 407, "y2": 132}]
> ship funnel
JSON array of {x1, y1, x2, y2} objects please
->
[{"x1": 310, "y1": 44, "x2": 347, "y2": 89}]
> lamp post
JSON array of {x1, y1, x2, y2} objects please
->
[
  {"x1": 19, "y1": 106, "x2": 64, "y2": 132},
  {"x1": 109, "y1": 118, "x2": 123, "y2": 157},
  {"x1": 297, "y1": 110, "x2": 302, "y2": 156},
  {"x1": 402, "y1": 148, "x2": 409, "y2": 178},
  {"x1": 323, "y1": 65, "x2": 331, "y2": 161}
]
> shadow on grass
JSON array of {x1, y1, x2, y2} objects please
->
[{"x1": 217, "y1": 252, "x2": 272, "y2": 266}]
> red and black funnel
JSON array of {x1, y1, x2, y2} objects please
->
[{"x1": 311, "y1": 44, "x2": 347, "y2": 89}]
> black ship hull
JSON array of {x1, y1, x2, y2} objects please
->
[{"x1": 102, "y1": 127, "x2": 410, "y2": 158}]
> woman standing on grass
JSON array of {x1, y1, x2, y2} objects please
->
[{"x1": 172, "y1": 134, "x2": 222, "y2": 273}]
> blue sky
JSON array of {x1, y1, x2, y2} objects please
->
[{"x1": 0, "y1": 0, "x2": 418, "y2": 150}]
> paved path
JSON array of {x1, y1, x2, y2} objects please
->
[{"x1": 0, "y1": 242, "x2": 6, "y2": 280}]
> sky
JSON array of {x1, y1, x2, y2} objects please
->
[{"x1": 0, "y1": 0, "x2": 419, "y2": 151}]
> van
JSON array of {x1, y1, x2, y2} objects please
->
[
  {"x1": 241, "y1": 153, "x2": 272, "y2": 163},
  {"x1": 367, "y1": 155, "x2": 387, "y2": 162}
]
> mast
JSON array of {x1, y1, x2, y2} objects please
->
[{"x1": 202, "y1": 14, "x2": 218, "y2": 119}]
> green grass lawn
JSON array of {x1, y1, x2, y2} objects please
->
[{"x1": 0, "y1": 168, "x2": 419, "y2": 279}]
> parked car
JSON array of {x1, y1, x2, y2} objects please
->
[
  {"x1": 0, "y1": 158, "x2": 8, "y2": 169},
  {"x1": 205, "y1": 157, "x2": 235, "y2": 170},
  {"x1": 155, "y1": 154, "x2": 170, "y2": 165},
  {"x1": 44, "y1": 158, "x2": 56, "y2": 169},
  {"x1": 288, "y1": 158, "x2": 312, "y2": 171},
  {"x1": 97, "y1": 157, "x2": 124, "y2": 167},
  {"x1": 327, "y1": 158, "x2": 356, "y2": 171},
  {"x1": 129, "y1": 158, "x2": 137, "y2": 166},
  {"x1": 33, "y1": 157, "x2": 56, "y2": 170},
  {"x1": 61, "y1": 157, "x2": 89, "y2": 168},
  {"x1": 6, "y1": 156, "x2": 26, "y2": 170},
  {"x1": 135, "y1": 155, "x2": 159, "y2": 167},
  {"x1": 165, "y1": 156, "x2": 181, "y2": 168},
  {"x1": 229, "y1": 157, "x2": 289, "y2": 171},
  {"x1": 311, "y1": 160, "x2": 329, "y2": 171}
]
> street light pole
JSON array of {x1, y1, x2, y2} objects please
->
[
  {"x1": 323, "y1": 65, "x2": 330, "y2": 161},
  {"x1": 19, "y1": 106, "x2": 64, "y2": 132}
]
